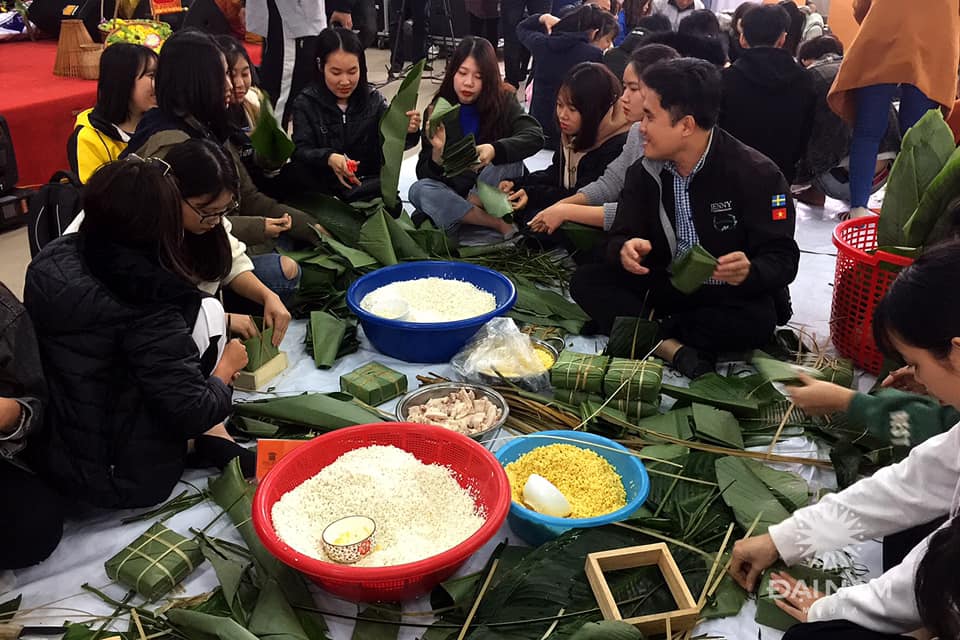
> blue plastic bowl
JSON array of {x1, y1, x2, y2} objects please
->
[
  {"x1": 495, "y1": 430, "x2": 650, "y2": 546},
  {"x1": 346, "y1": 261, "x2": 517, "y2": 363}
]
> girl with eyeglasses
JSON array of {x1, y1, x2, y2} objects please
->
[
  {"x1": 23, "y1": 158, "x2": 253, "y2": 512},
  {"x1": 123, "y1": 29, "x2": 323, "y2": 303}
]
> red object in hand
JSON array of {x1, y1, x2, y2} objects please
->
[{"x1": 346, "y1": 159, "x2": 359, "y2": 173}]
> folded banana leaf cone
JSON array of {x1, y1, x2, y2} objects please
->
[{"x1": 670, "y1": 245, "x2": 718, "y2": 294}]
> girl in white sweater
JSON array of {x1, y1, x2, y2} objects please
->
[{"x1": 729, "y1": 240, "x2": 960, "y2": 639}]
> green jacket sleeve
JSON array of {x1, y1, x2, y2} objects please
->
[
  {"x1": 490, "y1": 100, "x2": 545, "y2": 165},
  {"x1": 847, "y1": 389, "x2": 960, "y2": 450}
]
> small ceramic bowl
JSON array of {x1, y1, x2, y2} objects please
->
[{"x1": 321, "y1": 516, "x2": 377, "y2": 564}]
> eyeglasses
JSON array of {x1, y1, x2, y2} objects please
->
[
  {"x1": 125, "y1": 153, "x2": 171, "y2": 176},
  {"x1": 184, "y1": 198, "x2": 240, "y2": 221}
]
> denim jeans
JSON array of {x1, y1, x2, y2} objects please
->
[
  {"x1": 251, "y1": 251, "x2": 300, "y2": 304},
  {"x1": 501, "y1": 0, "x2": 551, "y2": 87},
  {"x1": 408, "y1": 162, "x2": 526, "y2": 231},
  {"x1": 849, "y1": 84, "x2": 937, "y2": 208}
]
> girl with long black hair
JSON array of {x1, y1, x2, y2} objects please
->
[
  {"x1": 68, "y1": 43, "x2": 158, "y2": 182},
  {"x1": 288, "y1": 27, "x2": 420, "y2": 202},
  {"x1": 124, "y1": 29, "x2": 318, "y2": 304},
  {"x1": 409, "y1": 36, "x2": 545, "y2": 236},
  {"x1": 728, "y1": 241, "x2": 960, "y2": 640},
  {"x1": 24, "y1": 158, "x2": 250, "y2": 510}
]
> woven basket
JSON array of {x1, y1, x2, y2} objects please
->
[
  {"x1": 54, "y1": 20, "x2": 94, "y2": 78},
  {"x1": 79, "y1": 44, "x2": 104, "y2": 80}
]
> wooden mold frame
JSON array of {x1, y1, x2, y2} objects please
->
[
  {"x1": 584, "y1": 542, "x2": 700, "y2": 636},
  {"x1": 234, "y1": 351, "x2": 288, "y2": 392}
]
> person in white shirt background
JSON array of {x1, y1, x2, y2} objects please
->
[{"x1": 729, "y1": 240, "x2": 960, "y2": 640}]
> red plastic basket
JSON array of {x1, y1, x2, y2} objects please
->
[
  {"x1": 252, "y1": 422, "x2": 511, "y2": 602},
  {"x1": 831, "y1": 216, "x2": 914, "y2": 374}
]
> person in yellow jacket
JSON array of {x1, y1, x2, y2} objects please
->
[{"x1": 67, "y1": 43, "x2": 159, "y2": 182}]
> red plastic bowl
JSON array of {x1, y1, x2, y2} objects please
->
[{"x1": 252, "y1": 422, "x2": 511, "y2": 602}]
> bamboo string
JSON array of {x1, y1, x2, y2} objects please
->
[
  {"x1": 697, "y1": 523, "x2": 736, "y2": 609},
  {"x1": 538, "y1": 608, "x2": 565, "y2": 640},
  {"x1": 130, "y1": 609, "x2": 148, "y2": 640},
  {"x1": 706, "y1": 512, "x2": 763, "y2": 599},
  {"x1": 456, "y1": 559, "x2": 500, "y2": 640},
  {"x1": 765, "y1": 402, "x2": 797, "y2": 459}
]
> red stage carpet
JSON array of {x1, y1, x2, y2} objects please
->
[{"x1": 0, "y1": 38, "x2": 262, "y2": 187}]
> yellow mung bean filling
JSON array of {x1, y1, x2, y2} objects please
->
[
  {"x1": 504, "y1": 444, "x2": 627, "y2": 518},
  {"x1": 533, "y1": 345, "x2": 556, "y2": 370}
]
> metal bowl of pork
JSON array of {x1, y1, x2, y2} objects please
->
[{"x1": 395, "y1": 382, "x2": 509, "y2": 449}]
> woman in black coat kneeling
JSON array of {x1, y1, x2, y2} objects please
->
[{"x1": 23, "y1": 158, "x2": 250, "y2": 510}]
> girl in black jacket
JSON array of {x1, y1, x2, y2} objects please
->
[
  {"x1": 503, "y1": 63, "x2": 630, "y2": 232},
  {"x1": 519, "y1": 5, "x2": 619, "y2": 150},
  {"x1": 410, "y1": 36, "x2": 545, "y2": 236},
  {"x1": 23, "y1": 159, "x2": 250, "y2": 509},
  {"x1": 289, "y1": 27, "x2": 421, "y2": 203}
]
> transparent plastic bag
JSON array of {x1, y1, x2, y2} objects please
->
[{"x1": 451, "y1": 318, "x2": 552, "y2": 392}]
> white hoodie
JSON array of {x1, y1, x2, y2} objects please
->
[{"x1": 768, "y1": 422, "x2": 960, "y2": 634}]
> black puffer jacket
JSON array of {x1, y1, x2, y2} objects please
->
[
  {"x1": 290, "y1": 84, "x2": 418, "y2": 192},
  {"x1": 23, "y1": 235, "x2": 233, "y2": 508}
]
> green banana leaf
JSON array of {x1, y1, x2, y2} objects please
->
[
  {"x1": 165, "y1": 610, "x2": 261, "y2": 640},
  {"x1": 755, "y1": 565, "x2": 842, "y2": 631},
  {"x1": 745, "y1": 459, "x2": 808, "y2": 511},
  {"x1": 358, "y1": 209, "x2": 430, "y2": 266},
  {"x1": 662, "y1": 374, "x2": 765, "y2": 418},
  {"x1": 508, "y1": 277, "x2": 590, "y2": 335},
  {"x1": 605, "y1": 317, "x2": 660, "y2": 359},
  {"x1": 475, "y1": 179, "x2": 514, "y2": 219},
  {"x1": 879, "y1": 109, "x2": 955, "y2": 247},
  {"x1": 208, "y1": 460, "x2": 330, "y2": 639},
  {"x1": 443, "y1": 134, "x2": 479, "y2": 177},
  {"x1": 320, "y1": 235, "x2": 378, "y2": 269},
  {"x1": 285, "y1": 193, "x2": 366, "y2": 244},
  {"x1": 197, "y1": 536, "x2": 254, "y2": 623},
  {"x1": 633, "y1": 407, "x2": 694, "y2": 440},
  {"x1": 243, "y1": 321, "x2": 279, "y2": 372},
  {"x1": 232, "y1": 393, "x2": 383, "y2": 432},
  {"x1": 561, "y1": 222, "x2": 605, "y2": 252},
  {"x1": 380, "y1": 59, "x2": 425, "y2": 210},
  {"x1": 305, "y1": 310, "x2": 354, "y2": 369},
  {"x1": 701, "y1": 568, "x2": 748, "y2": 620},
  {"x1": 249, "y1": 94, "x2": 295, "y2": 170},
  {"x1": 714, "y1": 457, "x2": 797, "y2": 534},
  {"x1": 247, "y1": 578, "x2": 311, "y2": 640},
  {"x1": 424, "y1": 525, "x2": 709, "y2": 640},
  {"x1": 0, "y1": 595, "x2": 20, "y2": 622},
  {"x1": 691, "y1": 403, "x2": 743, "y2": 449},
  {"x1": 429, "y1": 96, "x2": 460, "y2": 136},
  {"x1": 568, "y1": 621, "x2": 644, "y2": 639},
  {"x1": 670, "y1": 245, "x2": 718, "y2": 294},
  {"x1": 351, "y1": 604, "x2": 401, "y2": 640},
  {"x1": 905, "y1": 144, "x2": 960, "y2": 247}
]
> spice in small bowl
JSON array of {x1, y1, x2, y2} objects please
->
[{"x1": 321, "y1": 515, "x2": 377, "y2": 564}]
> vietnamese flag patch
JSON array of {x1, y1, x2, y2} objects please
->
[{"x1": 772, "y1": 207, "x2": 788, "y2": 221}]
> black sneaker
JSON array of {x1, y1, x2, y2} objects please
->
[{"x1": 672, "y1": 346, "x2": 716, "y2": 380}]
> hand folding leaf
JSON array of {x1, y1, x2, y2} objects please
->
[
  {"x1": 429, "y1": 96, "x2": 460, "y2": 136},
  {"x1": 670, "y1": 245, "x2": 718, "y2": 294},
  {"x1": 442, "y1": 134, "x2": 479, "y2": 177},
  {"x1": 249, "y1": 95, "x2": 295, "y2": 169},
  {"x1": 475, "y1": 179, "x2": 514, "y2": 219}
]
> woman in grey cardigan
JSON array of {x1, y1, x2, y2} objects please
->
[{"x1": 527, "y1": 43, "x2": 679, "y2": 235}]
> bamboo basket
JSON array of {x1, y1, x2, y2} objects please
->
[
  {"x1": 79, "y1": 44, "x2": 104, "y2": 80},
  {"x1": 54, "y1": 20, "x2": 94, "y2": 78}
]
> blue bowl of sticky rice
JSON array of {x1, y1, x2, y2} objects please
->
[{"x1": 346, "y1": 261, "x2": 517, "y2": 363}]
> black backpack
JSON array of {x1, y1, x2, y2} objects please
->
[
  {"x1": 27, "y1": 171, "x2": 83, "y2": 258},
  {"x1": 0, "y1": 115, "x2": 18, "y2": 197}
]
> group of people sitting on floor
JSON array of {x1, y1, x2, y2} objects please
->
[{"x1": 5, "y1": 0, "x2": 960, "y2": 636}]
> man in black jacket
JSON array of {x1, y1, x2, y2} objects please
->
[
  {"x1": 718, "y1": 4, "x2": 815, "y2": 183},
  {"x1": 571, "y1": 58, "x2": 800, "y2": 378},
  {"x1": 0, "y1": 282, "x2": 63, "y2": 569}
]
